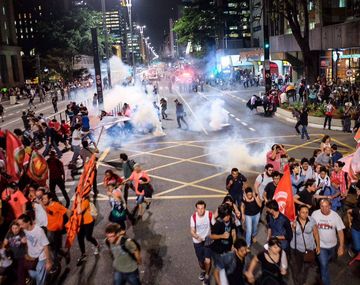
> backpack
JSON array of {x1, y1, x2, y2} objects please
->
[
  {"x1": 120, "y1": 236, "x2": 141, "y2": 262},
  {"x1": 192, "y1": 211, "x2": 213, "y2": 229},
  {"x1": 127, "y1": 159, "x2": 136, "y2": 172}
]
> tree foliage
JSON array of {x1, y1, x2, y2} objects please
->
[
  {"x1": 269, "y1": 0, "x2": 318, "y2": 82},
  {"x1": 36, "y1": 8, "x2": 111, "y2": 80},
  {"x1": 173, "y1": 1, "x2": 216, "y2": 57}
]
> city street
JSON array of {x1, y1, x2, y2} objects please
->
[{"x1": 49, "y1": 84, "x2": 360, "y2": 285}]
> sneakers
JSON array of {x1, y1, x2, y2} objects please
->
[
  {"x1": 198, "y1": 271, "x2": 205, "y2": 281},
  {"x1": 94, "y1": 245, "x2": 100, "y2": 255},
  {"x1": 203, "y1": 275, "x2": 210, "y2": 285},
  {"x1": 76, "y1": 254, "x2": 87, "y2": 266},
  {"x1": 146, "y1": 201, "x2": 151, "y2": 210}
]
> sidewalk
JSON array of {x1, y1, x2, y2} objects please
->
[{"x1": 274, "y1": 107, "x2": 346, "y2": 131}]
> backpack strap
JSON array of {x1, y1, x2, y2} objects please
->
[
  {"x1": 208, "y1": 211, "x2": 212, "y2": 224},
  {"x1": 261, "y1": 173, "x2": 264, "y2": 184},
  {"x1": 120, "y1": 236, "x2": 137, "y2": 262},
  {"x1": 192, "y1": 212, "x2": 197, "y2": 229}
]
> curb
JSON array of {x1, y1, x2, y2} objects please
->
[{"x1": 274, "y1": 107, "x2": 345, "y2": 131}]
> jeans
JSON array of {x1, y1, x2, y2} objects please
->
[
  {"x1": 318, "y1": 246, "x2": 336, "y2": 285},
  {"x1": 351, "y1": 228, "x2": 360, "y2": 253},
  {"x1": 176, "y1": 115, "x2": 188, "y2": 128},
  {"x1": 70, "y1": 145, "x2": 81, "y2": 164},
  {"x1": 245, "y1": 213, "x2": 260, "y2": 246},
  {"x1": 77, "y1": 221, "x2": 98, "y2": 255},
  {"x1": 324, "y1": 115, "x2": 332, "y2": 129},
  {"x1": 295, "y1": 120, "x2": 301, "y2": 134},
  {"x1": 28, "y1": 259, "x2": 47, "y2": 285},
  {"x1": 301, "y1": 125, "x2": 310, "y2": 140},
  {"x1": 43, "y1": 140, "x2": 62, "y2": 157},
  {"x1": 113, "y1": 269, "x2": 141, "y2": 285}
]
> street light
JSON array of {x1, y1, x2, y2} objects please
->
[{"x1": 124, "y1": 0, "x2": 136, "y2": 83}]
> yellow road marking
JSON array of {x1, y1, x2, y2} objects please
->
[
  {"x1": 287, "y1": 136, "x2": 322, "y2": 152},
  {"x1": 331, "y1": 137, "x2": 356, "y2": 152}
]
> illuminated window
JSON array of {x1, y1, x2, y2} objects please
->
[
  {"x1": 339, "y1": 0, "x2": 345, "y2": 7},
  {"x1": 39, "y1": 5, "x2": 42, "y2": 11},
  {"x1": 24, "y1": 13, "x2": 26, "y2": 19},
  {"x1": 2, "y1": 6, "x2": 5, "y2": 15}
]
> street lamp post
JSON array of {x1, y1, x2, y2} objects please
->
[
  {"x1": 125, "y1": 0, "x2": 136, "y2": 83},
  {"x1": 101, "y1": 0, "x2": 112, "y2": 89},
  {"x1": 136, "y1": 25, "x2": 146, "y2": 64}
]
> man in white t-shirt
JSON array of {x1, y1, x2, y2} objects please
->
[
  {"x1": 254, "y1": 163, "x2": 274, "y2": 200},
  {"x1": 190, "y1": 200, "x2": 213, "y2": 284},
  {"x1": 311, "y1": 199, "x2": 345, "y2": 285},
  {"x1": 18, "y1": 214, "x2": 52, "y2": 285}
]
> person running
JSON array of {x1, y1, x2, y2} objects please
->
[
  {"x1": 69, "y1": 124, "x2": 82, "y2": 168},
  {"x1": 107, "y1": 183, "x2": 127, "y2": 229},
  {"x1": 174, "y1": 99, "x2": 188, "y2": 129},
  {"x1": 311, "y1": 199, "x2": 345, "y2": 285},
  {"x1": 119, "y1": 153, "x2": 135, "y2": 204},
  {"x1": 28, "y1": 89, "x2": 36, "y2": 109},
  {"x1": 47, "y1": 151, "x2": 70, "y2": 208},
  {"x1": 76, "y1": 195, "x2": 100, "y2": 265},
  {"x1": 122, "y1": 164, "x2": 151, "y2": 221},
  {"x1": 160, "y1": 98, "x2": 168, "y2": 119},
  {"x1": 190, "y1": 200, "x2": 212, "y2": 283},
  {"x1": 42, "y1": 123, "x2": 63, "y2": 159},
  {"x1": 245, "y1": 237, "x2": 288, "y2": 285},
  {"x1": 52, "y1": 95, "x2": 58, "y2": 113},
  {"x1": 17, "y1": 214, "x2": 52, "y2": 285},
  {"x1": 299, "y1": 107, "x2": 310, "y2": 140},
  {"x1": 105, "y1": 223, "x2": 142, "y2": 285}
]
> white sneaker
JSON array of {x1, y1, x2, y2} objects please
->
[{"x1": 94, "y1": 245, "x2": 100, "y2": 255}]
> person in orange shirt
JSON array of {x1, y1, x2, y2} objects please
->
[
  {"x1": 42, "y1": 192, "x2": 71, "y2": 268},
  {"x1": 76, "y1": 195, "x2": 100, "y2": 265},
  {"x1": 1, "y1": 182, "x2": 27, "y2": 218},
  {"x1": 123, "y1": 164, "x2": 151, "y2": 221}
]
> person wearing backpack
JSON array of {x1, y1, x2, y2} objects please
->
[
  {"x1": 120, "y1": 153, "x2": 135, "y2": 204},
  {"x1": 190, "y1": 200, "x2": 213, "y2": 284},
  {"x1": 105, "y1": 223, "x2": 142, "y2": 285}
]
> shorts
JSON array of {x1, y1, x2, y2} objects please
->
[
  {"x1": 193, "y1": 242, "x2": 211, "y2": 263},
  {"x1": 211, "y1": 251, "x2": 234, "y2": 270},
  {"x1": 136, "y1": 195, "x2": 145, "y2": 205}
]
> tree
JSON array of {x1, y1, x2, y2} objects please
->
[
  {"x1": 173, "y1": 1, "x2": 216, "y2": 57},
  {"x1": 268, "y1": 0, "x2": 319, "y2": 83},
  {"x1": 36, "y1": 8, "x2": 111, "y2": 80}
]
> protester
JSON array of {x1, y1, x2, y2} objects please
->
[
  {"x1": 253, "y1": 163, "x2": 273, "y2": 203},
  {"x1": 119, "y1": 153, "x2": 135, "y2": 204},
  {"x1": 226, "y1": 238, "x2": 248, "y2": 285},
  {"x1": 105, "y1": 223, "x2": 142, "y2": 285},
  {"x1": 174, "y1": 99, "x2": 189, "y2": 129},
  {"x1": 311, "y1": 199, "x2": 345, "y2": 285},
  {"x1": 266, "y1": 144, "x2": 287, "y2": 172},
  {"x1": 263, "y1": 171, "x2": 281, "y2": 202},
  {"x1": 289, "y1": 205, "x2": 320, "y2": 285},
  {"x1": 190, "y1": 200, "x2": 212, "y2": 283},
  {"x1": 226, "y1": 168, "x2": 247, "y2": 207}
]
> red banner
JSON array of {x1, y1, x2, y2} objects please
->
[
  {"x1": 6, "y1": 131, "x2": 25, "y2": 182},
  {"x1": 27, "y1": 150, "x2": 48, "y2": 186},
  {"x1": 273, "y1": 167, "x2": 295, "y2": 221}
]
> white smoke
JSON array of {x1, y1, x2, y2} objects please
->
[{"x1": 208, "y1": 99, "x2": 229, "y2": 131}]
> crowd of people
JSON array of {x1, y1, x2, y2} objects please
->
[{"x1": 189, "y1": 135, "x2": 360, "y2": 285}]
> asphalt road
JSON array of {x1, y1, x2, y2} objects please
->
[{"x1": 3, "y1": 84, "x2": 359, "y2": 285}]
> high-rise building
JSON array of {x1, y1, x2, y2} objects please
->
[{"x1": 0, "y1": 0, "x2": 24, "y2": 87}]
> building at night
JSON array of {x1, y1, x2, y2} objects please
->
[
  {"x1": 267, "y1": 0, "x2": 360, "y2": 82},
  {"x1": 0, "y1": 0, "x2": 24, "y2": 87}
]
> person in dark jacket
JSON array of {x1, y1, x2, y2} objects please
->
[
  {"x1": 299, "y1": 107, "x2": 310, "y2": 140},
  {"x1": 174, "y1": 99, "x2": 188, "y2": 129}
]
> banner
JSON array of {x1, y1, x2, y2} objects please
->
[
  {"x1": 65, "y1": 154, "x2": 96, "y2": 248},
  {"x1": 26, "y1": 150, "x2": 48, "y2": 186},
  {"x1": 6, "y1": 131, "x2": 25, "y2": 182},
  {"x1": 273, "y1": 167, "x2": 295, "y2": 221}
]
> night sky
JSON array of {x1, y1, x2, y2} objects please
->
[{"x1": 133, "y1": 0, "x2": 182, "y2": 50}]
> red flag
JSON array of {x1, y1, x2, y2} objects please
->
[
  {"x1": 6, "y1": 131, "x2": 25, "y2": 182},
  {"x1": 273, "y1": 167, "x2": 295, "y2": 221},
  {"x1": 26, "y1": 150, "x2": 48, "y2": 186},
  {"x1": 65, "y1": 154, "x2": 96, "y2": 248}
]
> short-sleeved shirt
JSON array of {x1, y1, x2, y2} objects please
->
[
  {"x1": 110, "y1": 237, "x2": 138, "y2": 273},
  {"x1": 264, "y1": 182, "x2": 277, "y2": 200},
  {"x1": 255, "y1": 173, "x2": 273, "y2": 199},
  {"x1": 226, "y1": 174, "x2": 247, "y2": 199},
  {"x1": 190, "y1": 211, "x2": 212, "y2": 244},
  {"x1": 81, "y1": 199, "x2": 94, "y2": 225},
  {"x1": 71, "y1": 129, "x2": 82, "y2": 146},
  {"x1": 227, "y1": 252, "x2": 246, "y2": 285},
  {"x1": 311, "y1": 209, "x2": 345, "y2": 248},
  {"x1": 1, "y1": 189, "x2": 27, "y2": 218},
  {"x1": 24, "y1": 225, "x2": 49, "y2": 261},
  {"x1": 46, "y1": 202, "x2": 67, "y2": 231},
  {"x1": 128, "y1": 171, "x2": 151, "y2": 195},
  {"x1": 266, "y1": 151, "x2": 284, "y2": 172},
  {"x1": 5, "y1": 230, "x2": 26, "y2": 259},
  {"x1": 296, "y1": 190, "x2": 315, "y2": 212},
  {"x1": 290, "y1": 217, "x2": 317, "y2": 252},
  {"x1": 210, "y1": 220, "x2": 235, "y2": 254}
]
